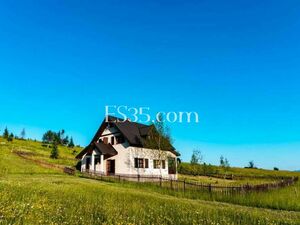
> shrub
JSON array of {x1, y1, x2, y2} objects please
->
[
  {"x1": 50, "y1": 143, "x2": 59, "y2": 159},
  {"x1": 7, "y1": 133, "x2": 14, "y2": 142}
]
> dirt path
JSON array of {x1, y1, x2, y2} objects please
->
[{"x1": 13, "y1": 149, "x2": 65, "y2": 172}]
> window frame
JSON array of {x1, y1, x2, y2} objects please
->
[
  {"x1": 134, "y1": 158, "x2": 148, "y2": 168},
  {"x1": 153, "y1": 160, "x2": 160, "y2": 169}
]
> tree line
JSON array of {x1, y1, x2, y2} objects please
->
[
  {"x1": 42, "y1": 130, "x2": 75, "y2": 159},
  {"x1": 1, "y1": 127, "x2": 76, "y2": 160},
  {"x1": 184, "y1": 149, "x2": 279, "y2": 176},
  {"x1": 1, "y1": 127, "x2": 26, "y2": 142},
  {"x1": 42, "y1": 129, "x2": 74, "y2": 148}
]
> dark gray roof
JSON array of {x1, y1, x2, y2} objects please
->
[
  {"x1": 76, "y1": 116, "x2": 180, "y2": 159},
  {"x1": 94, "y1": 142, "x2": 117, "y2": 156},
  {"x1": 113, "y1": 119, "x2": 150, "y2": 146},
  {"x1": 76, "y1": 142, "x2": 117, "y2": 159},
  {"x1": 90, "y1": 116, "x2": 152, "y2": 147}
]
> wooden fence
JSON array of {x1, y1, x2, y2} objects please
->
[{"x1": 78, "y1": 170, "x2": 298, "y2": 195}]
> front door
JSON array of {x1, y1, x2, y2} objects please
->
[
  {"x1": 106, "y1": 160, "x2": 115, "y2": 175},
  {"x1": 86, "y1": 157, "x2": 91, "y2": 171}
]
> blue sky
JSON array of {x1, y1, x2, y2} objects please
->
[{"x1": 0, "y1": 0, "x2": 300, "y2": 170}]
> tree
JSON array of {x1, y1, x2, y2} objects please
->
[
  {"x1": 274, "y1": 167, "x2": 279, "y2": 171},
  {"x1": 42, "y1": 130, "x2": 60, "y2": 147},
  {"x1": 144, "y1": 114, "x2": 174, "y2": 176},
  {"x1": 63, "y1": 135, "x2": 69, "y2": 146},
  {"x1": 3, "y1": 127, "x2": 9, "y2": 139},
  {"x1": 7, "y1": 133, "x2": 14, "y2": 142},
  {"x1": 68, "y1": 137, "x2": 75, "y2": 148},
  {"x1": 42, "y1": 130, "x2": 71, "y2": 147},
  {"x1": 224, "y1": 158, "x2": 230, "y2": 168},
  {"x1": 50, "y1": 142, "x2": 59, "y2": 159},
  {"x1": 42, "y1": 130, "x2": 55, "y2": 146},
  {"x1": 20, "y1": 128, "x2": 26, "y2": 140},
  {"x1": 248, "y1": 160, "x2": 255, "y2": 169},
  {"x1": 220, "y1": 155, "x2": 225, "y2": 167},
  {"x1": 190, "y1": 149, "x2": 203, "y2": 165},
  {"x1": 220, "y1": 156, "x2": 230, "y2": 168}
]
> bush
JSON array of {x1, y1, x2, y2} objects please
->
[
  {"x1": 7, "y1": 133, "x2": 14, "y2": 142},
  {"x1": 50, "y1": 143, "x2": 59, "y2": 159}
]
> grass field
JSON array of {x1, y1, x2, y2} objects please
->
[
  {"x1": 1, "y1": 137, "x2": 300, "y2": 224},
  {"x1": 178, "y1": 174, "x2": 277, "y2": 185}
]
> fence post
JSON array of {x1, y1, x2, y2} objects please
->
[
  {"x1": 170, "y1": 179, "x2": 173, "y2": 189},
  {"x1": 183, "y1": 179, "x2": 186, "y2": 192},
  {"x1": 138, "y1": 174, "x2": 140, "y2": 182},
  {"x1": 208, "y1": 184, "x2": 212, "y2": 193},
  {"x1": 160, "y1": 176, "x2": 162, "y2": 187},
  {"x1": 119, "y1": 175, "x2": 121, "y2": 182}
]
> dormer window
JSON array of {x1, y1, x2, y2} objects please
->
[
  {"x1": 103, "y1": 137, "x2": 108, "y2": 144},
  {"x1": 116, "y1": 136, "x2": 125, "y2": 144}
]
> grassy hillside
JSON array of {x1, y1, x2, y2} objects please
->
[
  {"x1": 179, "y1": 162, "x2": 299, "y2": 178},
  {"x1": 1, "y1": 137, "x2": 300, "y2": 224},
  {"x1": 0, "y1": 137, "x2": 81, "y2": 169}
]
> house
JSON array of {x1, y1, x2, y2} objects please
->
[{"x1": 76, "y1": 116, "x2": 180, "y2": 179}]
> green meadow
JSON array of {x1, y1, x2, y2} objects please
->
[{"x1": 1, "y1": 137, "x2": 300, "y2": 225}]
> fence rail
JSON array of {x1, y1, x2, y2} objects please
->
[{"x1": 78, "y1": 170, "x2": 298, "y2": 195}]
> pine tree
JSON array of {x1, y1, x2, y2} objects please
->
[
  {"x1": 20, "y1": 128, "x2": 26, "y2": 140},
  {"x1": 220, "y1": 155, "x2": 225, "y2": 167},
  {"x1": 68, "y1": 137, "x2": 75, "y2": 148},
  {"x1": 3, "y1": 127, "x2": 9, "y2": 139},
  {"x1": 224, "y1": 158, "x2": 230, "y2": 168},
  {"x1": 63, "y1": 135, "x2": 69, "y2": 146},
  {"x1": 50, "y1": 142, "x2": 59, "y2": 159}
]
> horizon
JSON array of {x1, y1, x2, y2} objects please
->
[{"x1": 1, "y1": 1, "x2": 300, "y2": 171}]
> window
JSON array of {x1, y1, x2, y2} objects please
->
[
  {"x1": 145, "y1": 159, "x2": 149, "y2": 168},
  {"x1": 153, "y1": 160, "x2": 160, "y2": 169},
  {"x1": 94, "y1": 155, "x2": 101, "y2": 165},
  {"x1": 116, "y1": 136, "x2": 125, "y2": 144},
  {"x1": 153, "y1": 160, "x2": 165, "y2": 169},
  {"x1": 134, "y1": 158, "x2": 144, "y2": 168},
  {"x1": 103, "y1": 137, "x2": 108, "y2": 144},
  {"x1": 162, "y1": 160, "x2": 166, "y2": 169},
  {"x1": 111, "y1": 136, "x2": 115, "y2": 145},
  {"x1": 134, "y1": 158, "x2": 147, "y2": 168}
]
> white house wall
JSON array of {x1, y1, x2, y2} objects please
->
[{"x1": 81, "y1": 126, "x2": 178, "y2": 179}]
